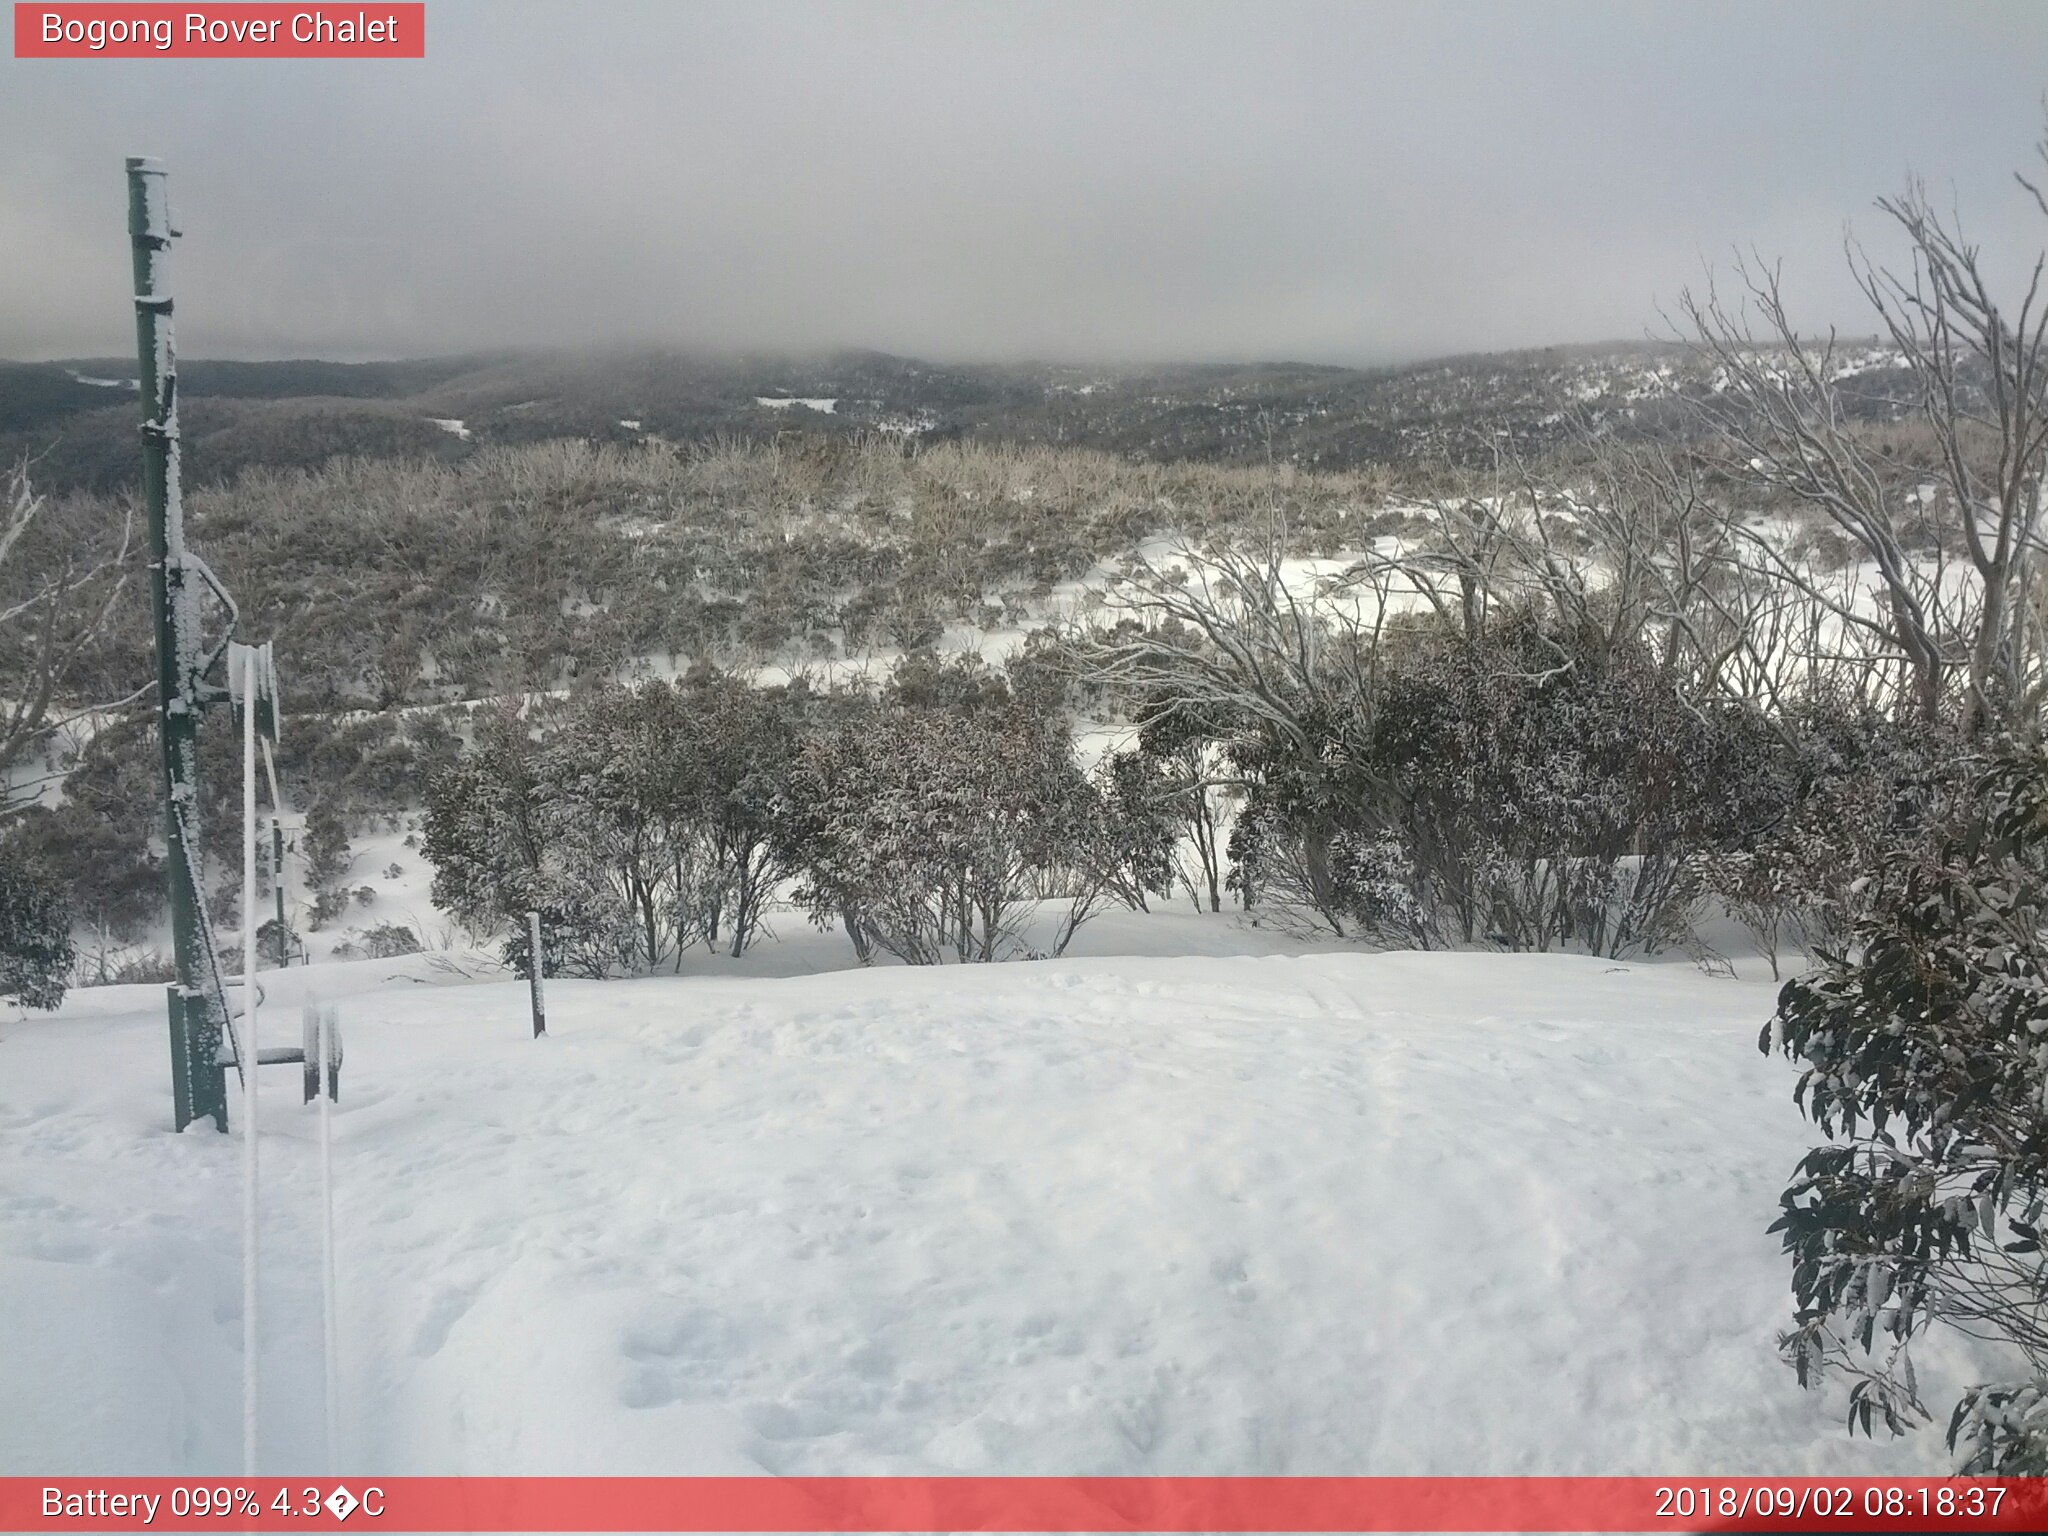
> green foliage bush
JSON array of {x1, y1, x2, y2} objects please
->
[
  {"x1": 0, "y1": 841, "x2": 73, "y2": 1010},
  {"x1": 1765, "y1": 741, "x2": 2048, "y2": 1472}
]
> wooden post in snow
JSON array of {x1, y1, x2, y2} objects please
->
[{"x1": 527, "y1": 910, "x2": 547, "y2": 1038}]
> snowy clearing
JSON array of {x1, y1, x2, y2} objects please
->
[{"x1": 0, "y1": 945, "x2": 2005, "y2": 1476}]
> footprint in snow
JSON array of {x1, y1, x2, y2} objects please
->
[
  {"x1": 745, "y1": 1399, "x2": 837, "y2": 1442},
  {"x1": 411, "y1": 1282, "x2": 481, "y2": 1357},
  {"x1": 617, "y1": 1366, "x2": 678, "y2": 1410},
  {"x1": 619, "y1": 1308, "x2": 731, "y2": 1362},
  {"x1": 1208, "y1": 1254, "x2": 1255, "y2": 1298}
]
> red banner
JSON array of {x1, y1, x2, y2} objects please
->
[
  {"x1": 13, "y1": 5, "x2": 424, "y2": 58},
  {"x1": 5, "y1": 1476, "x2": 2048, "y2": 1532}
]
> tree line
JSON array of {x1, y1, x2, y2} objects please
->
[{"x1": 420, "y1": 656, "x2": 1180, "y2": 976}]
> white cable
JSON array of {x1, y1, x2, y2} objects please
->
[
  {"x1": 240, "y1": 643, "x2": 260, "y2": 1476},
  {"x1": 263, "y1": 718, "x2": 340, "y2": 1467},
  {"x1": 319, "y1": 1005, "x2": 338, "y2": 1471},
  {"x1": 260, "y1": 737, "x2": 283, "y2": 838}
]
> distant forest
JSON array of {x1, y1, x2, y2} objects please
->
[{"x1": 0, "y1": 334, "x2": 1923, "y2": 495}]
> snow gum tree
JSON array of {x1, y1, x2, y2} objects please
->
[
  {"x1": 681, "y1": 673, "x2": 806, "y2": 957},
  {"x1": 1134, "y1": 696, "x2": 1233, "y2": 913},
  {"x1": 788, "y1": 685, "x2": 1105, "y2": 964},
  {"x1": 424, "y1": 700, "x2": 657, "y2": 978},
  {"x1": 0, "y1": 459, "x2": 127, "y2": 1010},
  {"x1": 0, "y1": 461, "x2": 132, "y2": 807},
  {"x1": 1087, "y1": 749, "x2": 1181, "y2": 916},
  {"x1": 421, "y1": 710, "x2": 538, "y2": 935},
  {"x1": 536, "y1": 682, "x2": 712, "y2": 970},
  {"x1": 1684, "y1": 125, "x2": 2048, "y2": 733},
  {"x1": 423, "y1": 675, "x2": 811, "y2": 975}
]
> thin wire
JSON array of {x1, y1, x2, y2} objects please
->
[
  {"x1": 166, "y1": 794, "x2": 235, "y2": 1081},
  {"x1": 240, "y1": 644, "x2": 260, "y2": 1476},
  {"x1": 319, "y1": 1005, "x2": 338, "y2": 1471},
  {"x1": 263, "y1": 681, "x2": 339, "y2": 1469}
]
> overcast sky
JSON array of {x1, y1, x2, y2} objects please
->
[{"x1": 2, "y1": 0, "x2": 2044, "y2": 366}]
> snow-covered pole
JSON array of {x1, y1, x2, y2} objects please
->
[
  {"x1": 527, "y1": 910, "x2": 547, "y2": 1038},
  {"x1": 240, "y1": 643, "x2": 261, "y2": 1475},
  {"x1": 318, "y1": 1004, "x2": 338, "y2": 1470},
  {"x1": 130, "y1": 156, "x2": 228, "y2": 1132},
  {"x1": 260, "y1": 738, "x2": 290, "y2": 963}
]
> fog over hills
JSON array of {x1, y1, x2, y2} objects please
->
[{"x1": 0, "y1": 337, "x2": 1921, "y2": 493}]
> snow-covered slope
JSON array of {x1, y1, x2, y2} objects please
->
[{"x1": 0, "y1": 950, "x2": 2004, "y2": 1476}]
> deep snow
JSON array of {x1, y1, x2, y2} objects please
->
[{"x1": 0, "y1": 943, "x2": 2010, "y2": 1477}]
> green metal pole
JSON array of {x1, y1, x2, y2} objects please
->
[{"x1": 129, "y1": 156, "x2": 225, "y2": 1132}]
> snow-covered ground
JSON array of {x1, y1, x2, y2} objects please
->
[{"x1": 0, "y1": 935, "x2": 2009, "y2": 1477}]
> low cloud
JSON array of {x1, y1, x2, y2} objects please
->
[{"x1": 3, "y1": 0, "x2": 2044, "y2": 365}]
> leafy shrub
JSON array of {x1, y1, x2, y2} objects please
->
[
  {"x1": 1763, "y1": 740, "x2": 2048, "y2": 1471},
  {"x1": 354, "y1": 922, "x2": 423, "y2": 960},
  {"x1": 307, "y1": 887, "x2": 350, "y2": 932},
  {"x1": 96, "y1": 949, "x2": 176, "y2": 986},
  {"x1": 0, "y1": 845, "x2": 73, "y2": 1010},
  {"x1": 256, "y1": 917, "x2": 301, "y2": 968},
  {"x1": 303, "y1": 805, "x2": 353, "y2": 891}
]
